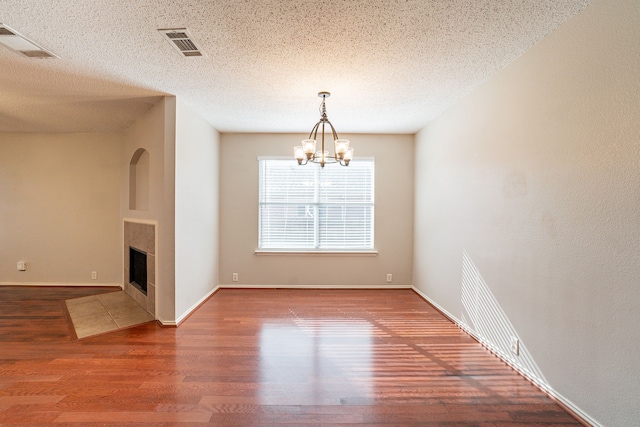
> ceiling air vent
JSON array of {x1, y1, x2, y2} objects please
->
[
  {"x1": 0, "y1": 24, "x2": 57, "y2": 59},
  {"x1": 158, "y1": 28, "x2": 204, "y2": 57}
]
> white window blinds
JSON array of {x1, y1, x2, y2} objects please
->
[{"x1": 259, "y1": 159, "x2": 374, "y2": 250}]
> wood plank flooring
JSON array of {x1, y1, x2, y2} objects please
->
[{"x1": 0, "y1": 287, "x2": 583, "y2": 426}]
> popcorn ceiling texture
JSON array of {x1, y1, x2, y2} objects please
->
[{"x1": 0, "y1": 0, "x2": 591, "y2": 133}]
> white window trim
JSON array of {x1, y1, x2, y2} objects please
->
[
  {"x1": 257, "y1": 156, "x2": 375, "y2": 252},
  {"x1": 255, "y1": 249, "x2": 378, "y2": 256}
]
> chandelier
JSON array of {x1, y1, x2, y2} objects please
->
[{"x1": 294, "y1": 92, "x2": 354, "y2": 167}]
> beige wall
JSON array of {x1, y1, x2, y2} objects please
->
[
  {"x1": 121, "y1": 97, "x2": 176, "y2": 323},
  {"x1": 413, "y1": 0, "x2": 640, "y2": 425},
  {"x1": 174, "y1": 99, "x2": 220, "y2": 320},
  {"x1": 121, "y1": 96, "x2": 221, "y2": 323},
  {"x1": 0, "y1": 132, "x2": 122, "y2": 285},
  {"x1": 1, "y1": 95, "x2": 220, "y2": 325},
  {"x1": 220, "y1": 133, "x2": 413, "y2": 287}
]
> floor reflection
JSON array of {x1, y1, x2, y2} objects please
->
[
  {"x1": 258, "y1": 318, "x2": 373, "y2": 405},
  {"x1": 0, "y1": 287, "x2": 582, "y2": 425}
]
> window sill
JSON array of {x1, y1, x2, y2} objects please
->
[{"x1": 255, "y1": 250, "x2": 378, "y2": 257}]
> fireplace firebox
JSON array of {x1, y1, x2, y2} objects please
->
[{"x1": 129, "y1": 247, "x2": 147, "y2": 294}]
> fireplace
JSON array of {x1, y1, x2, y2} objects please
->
[
  {"x1": 129, "y1": 247, "x2": 147, "y2": 294},
  {"x1": 123, "y1": 220, "x2": 155, "y2": 316}
]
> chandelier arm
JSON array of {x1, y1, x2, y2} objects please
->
[
  {"x1": 320, "y1": 121, "x2": 326, "y2": 156},
  {"x1": 308, "y1": 121, "x2": 321, "y2": 140},
  {"x1": 325, "y1": 119, "x2": 339, "y2": 141}
]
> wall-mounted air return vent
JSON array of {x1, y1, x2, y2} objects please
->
[
  {"x1": 158, "y1": 28, "x2": 204, "y2": 57},
  {"x1": 0, "y1": 24, "x2": 57, "y2": 59}
]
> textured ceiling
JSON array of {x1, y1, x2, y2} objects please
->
[{"x1": 0, "y1": 0, "x2": 592, "y2": 134}]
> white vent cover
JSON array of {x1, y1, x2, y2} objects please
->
[
  {"x1": 0, "y1": 24, "x2": 57, "y2": 59},
  {"x1": 158, "y1": 28, "x2": 204, "y2": 57}
]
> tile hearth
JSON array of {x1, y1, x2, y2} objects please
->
[{"x1": 65, "y1": 291, "x2": 154, "y2": 339}]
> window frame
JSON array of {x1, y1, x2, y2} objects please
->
[{"x1": 256, "y1": 157, "x2": 377, "y2": 255}]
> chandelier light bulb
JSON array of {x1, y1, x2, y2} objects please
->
[{"x1": 302, "y1": 139, "x2": 316, "y2": 155}]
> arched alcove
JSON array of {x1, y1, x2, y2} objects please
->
[{"x1": 129, "y1": 148, "x2": 149, "y2": 210}]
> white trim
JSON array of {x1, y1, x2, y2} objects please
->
[
  {"x1": 257, "y1": 156, "x2": 377, "y2": 162},
  {"x1": 258, "y1": 157, "x2": 375, "y2": 252},
  {"x1": 122, "y1": 217, "x2": 158, "y2": 225},
  {"x1": 255, "y1": 250, "x2": 378, "y2": 256},
  {"x1": 0, "y1": 282, "x2": 122, "y2": 288},
  {"x1": 157, "y1": 319, "x2": 177, "y2": 327},
  {"x1": 157, "y1": 284, "x2": 411, "y2": 322},
  {"x1": 172, "y1": 285, "x2": 220, "y2": 325},
  {"x1": 411, "y1": 286, "x2": 602, "y2": 427},
  {"x1": 220, "y1": 283, "x2": 411, "y2": 289},
  {"x1": 257, "y1": 155, "x2": 289, "y2": 161}
]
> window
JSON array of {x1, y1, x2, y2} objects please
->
[{"x1": 258, "y1": 158, "x2": 374, "y2": 251}]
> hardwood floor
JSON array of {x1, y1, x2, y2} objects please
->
[{"x1": 0, "y1": 287, "x2": 582, "y2": 426}]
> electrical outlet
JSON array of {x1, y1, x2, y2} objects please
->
[
  {"x1": 91, "y1": 271, "x2": 97, "y2": 280},
  {"x1": 510, "y1": 336, "x2": 519, "y2": 356},
  {"x1": 232, "y1": 273, "x2": 238, "y2": 282},
  {"x1": 17, "y1": 261, "x2": 26, "y2": 271},
  {"x1": 386, "y1": 273, "x2": 393, "y2": 283}
]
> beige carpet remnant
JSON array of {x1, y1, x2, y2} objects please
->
[{"x1": 65, "y1": 291, "x2": 153, "y2": 339}]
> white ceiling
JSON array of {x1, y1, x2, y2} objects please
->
[{"x1": 0, "y1": 0, "x2": 592, "y2": 134}]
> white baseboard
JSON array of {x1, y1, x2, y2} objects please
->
[
  {"x1": 0, "y1": 282, "x2": 122, "y2": 288},
  {"x1": 158, "y1": 286, "x2": 220, "y2": 327},
  {"x1": 219, "y1": 283, "x2": 413, "y2": 289},
  {"x1": 158, "y1": 284, "x2": 411, "y2": 324},
  {"x1": 411, "y1": 286, "x2": 599, "y2": 427}
]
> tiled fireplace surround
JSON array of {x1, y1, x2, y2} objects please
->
[{"x1": 123, "y1": 220, "x2": 155, "y2": 317}]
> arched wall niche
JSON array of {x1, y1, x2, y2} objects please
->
[{"x1": 129, "y1": 148, "x2": 150, "y2": 211}]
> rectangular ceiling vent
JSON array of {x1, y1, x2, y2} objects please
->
[
  {"x1": 158, "y1": 28, "x2": 204, "y2": 57},
  {"x1": 0, "y1": 24, "x2": 57, "y2": 59}
]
